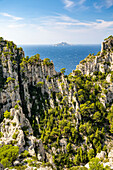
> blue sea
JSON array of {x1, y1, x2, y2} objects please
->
[{"x1": 20, "y1": 45, "x2": 101, "y2": 75}]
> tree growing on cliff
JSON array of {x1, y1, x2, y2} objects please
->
[
  {"x1": 36, "y1": 81, "x2": 44, "y2": 88},
  {"x1": 104, "y1": 35, "x2": 113, "y2": 41},
  {"x1": 43, "y1": 58, "x2": 53, "y2": 66},
  {"x1": 4, "y1": 110, "x2": 10, "y2": 118},
  {"x1": 0, "y1": 37, "x2": 3, "y2": 41},
  {"x1": 0, "y1": 145, "x2": 19, "y2": 168},
  {"x1": 89, "y1": 158, "x2": 110, "y2": 170},
  {"x1": 60, "y1": 68, "x2": 66, "y2": 74}
]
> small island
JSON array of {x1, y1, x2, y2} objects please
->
[{"x1": 54, "y1": 42, "x2": 71, "y2": 46}]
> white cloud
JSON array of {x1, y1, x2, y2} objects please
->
[
  {"x1": 77, "y1": 0, "x2": 86, "y2": 5},
  {"x1": 56, "y1": 14, "x2": 78, "y2": 22},
  {"x1": 94, "y1": 19, "x2": 113, "y2": 29},
  {"x1": 94, "y1": 0, "x2": 113, "y2": 9},
  {"x1": 40, "y1": 14, "x2": 78, "y2": 23},
  {"x1": 0, "y1": 13, "x2": 113, "y2": 45},
  {"x1": 35, "y1": 14, "x2": 113, "y2": 31},
  {"x1": 54, "y1": 20, "x2": 113, "y2": 29},
  {"x1": 105, "y1": 0, "x2": 113, "y2": 8},
  {"x1": 0, "y1": 13, "x2": 23, "y2": 21},
  {"x1": 93, "y1": 3, "x2": 103, "y2": 10},
  {"x1": 3, "y1": 13, "x2": 113, "y2": 31},
  {"x1": 62, "y1": 0, "x2": 86, "y2": 9},
  {"x1": 63, "y1": 0, "x2": 75, "y2": 9}
]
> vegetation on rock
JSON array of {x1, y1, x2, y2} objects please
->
[
  {"x1": 0, "y1": 145, "x2": 19, "y2": 168},
  {"x1": 0, "y1": 36, "x2": 113, "y2": 169}
]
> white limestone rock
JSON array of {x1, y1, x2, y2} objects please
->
[
  {"x1": 96, "y1": 151, "x2": 106, "y2": 159},
  {"x1": 108, "y1": 149, "x2": 113, "y2": 163},
  {"x1": 0, "y1": 106, "x2": 36, "y2": 156}
]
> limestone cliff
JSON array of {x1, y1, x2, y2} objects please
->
[
  {"x1": 76, "y1": 36, "x2": 113, "y2": 75},
  {"x1": 0, "y1": 36, "x2": 113, "y2": 169},
  {"x1": 0, "y1": 37, "x2": 81, "y2": 169}
]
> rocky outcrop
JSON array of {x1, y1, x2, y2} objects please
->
[
  {"x1": 0, "y1": 107, "x2": 35, "y2": 155},
  {"x1": 108, "y1": 149, "x2": 113, "y2": 163},
  {"x1": 0, "y1": 106, "x2": 46, "y2": 162},
  {"x1": 96, "y1": 151, "x2": 106, "y2": 159},
  {"x1": 0, "y1": 41, "x2": 22, "y2": 116},
  {"x1": 75, "y1": 37, "x2": 113, "y2": 109},
  {"x1": 0, "y1": 38, "x2": 81, "y2": 125},
  {"x1": 101, "y1": 37, "x2": 113, "y2": 52},
  {"x1": 0, "y1": 38, "x2": 81, "y2": 168},
  {"x1": 76, "y1": 37, "x2": 113, "y2": 75}
]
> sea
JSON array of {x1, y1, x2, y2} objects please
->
[{"x1": 20, "y1": 45, "x2": 101, "y2": 75}]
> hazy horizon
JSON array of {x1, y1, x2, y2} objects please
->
[
  {"x1": 17, "y1": 42, "x2": 101, "y2": 46},
  {"x1": 18, "y1": 43, "x2": 101, "y2": 46}
]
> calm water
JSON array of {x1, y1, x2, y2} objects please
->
[{"x1": 19, "y1": 45, "x2": 101, "y2": 75}]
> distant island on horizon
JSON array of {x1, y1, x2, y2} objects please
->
[{"x1": 54, "y1": 42, "x2": 71, "y2": 46}]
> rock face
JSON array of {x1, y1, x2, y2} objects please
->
[
  {"x1": 76, "y1": 37, "x2": 113, "y2": 75},
  {"x1": 0, "y1": 41, "x2": 21, "y2": 116},
  {"x1": 0, "y1": 106, "x2": 36, "y2": 156},
  {"x1": 0, "y1": 38, "x2": 81, "y2": 126},
  {"x1": 76, "y1": 37, "x2": 113, "y2": 108},
  {"x1": 0, "y1": 36, "x2": 113, "y2": 169},
  {"x1": 0, "y1": 163, "x2": 4, "y2": 170},
  {"x1": 96, "y1": 151, "x2": 106, "y2": 159},
  {"x1": 108, "y1": 149, "x2": 113, "y2": 163},
  {"x1": 0, "y1": 38, "x2": 81, "y2": 167}
]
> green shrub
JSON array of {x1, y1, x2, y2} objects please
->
[
  {"x1": 89, "y1": 158, "x2": 104, "y2": 170},
  {"x1": 0, "y1": 145, "x2": 19, "y2": 168},
  {"x1": 27, "y1": 54, "x2": 40, "y2": 64},
  {"x1": 14, "y1": 104, "x2": 19, "y2": 110},
  {"x1": 60, "y1": 68, "x2": 66, "y2": 74},
  {"x1": 12, "y1": 165, "x2": 27, "y2": 170},
  {"x1": 43, "y1": 58, "x2": 53, "y2": 66},
  {"x1": 104, "y1": 35, "x2": 113, "y2": 41},
  {"x1": 20, "y1": 150, "x2": 29, "y2": 158},
  {"x1": 14, "y1": 85, "x2": 19, "y2": 90},
  {"x1": 12, "y1": 132, "x2": 18, "y2": 139},
  {"x1": 0, "y1": 37, "x2": 3, "y2": 41},
  {"x1": 110, "y1": 72, "x2": 113, "y2": 82},
  {"x1": 1, "y1": 158, "x2": 11, "y2": 168},
  {"x1": 4, "y1": 110, "x2": 10, "y2": 118},
  {"x1": 0, "y1": 132, "x2": 3, "y2": 138},
  {"x1": 36, "y1": 81, "x2": 44, "y2": 87},
  {"x1": 88, "y1": 149, "x2": 95, "y2": 160},
  {"x1": 6, "y1": 77, "x2": 15, "y2": 83},
  {"x1": 97, "y1": 51, "x2": 101, "y2": 56},
  {"x1": 12, "y1": 122, "x2": 16, "y2": 126}
]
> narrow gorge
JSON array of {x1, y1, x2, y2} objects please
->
[{"x1": 0, "y1": 36, "x2": 113, "y2": 169}]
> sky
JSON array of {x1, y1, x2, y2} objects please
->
[{"x1": 0, "y1": 0, "x2": 113, "y2": 44}]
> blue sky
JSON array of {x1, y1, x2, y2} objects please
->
[{"x1": 0, "y1": 0, "x2": 113, "y2": 44}]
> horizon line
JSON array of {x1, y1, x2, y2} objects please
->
[{"x1": 18, "y1": 43, "x2": 101, "y2": 46}]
